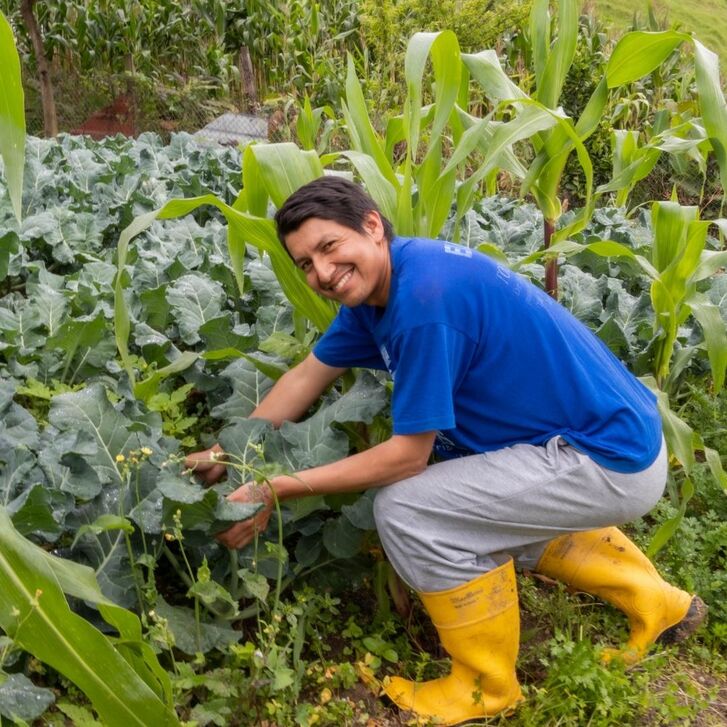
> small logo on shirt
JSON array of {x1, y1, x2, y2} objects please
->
[
  {"x1": 380, "y1": 345, "x2": 395, "y2": 377},
  {"x1": 443, "y1": 243, "x2": 472, "y2": 258}
]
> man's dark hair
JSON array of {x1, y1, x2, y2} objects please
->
[{"x1": 274, "y1": 176, "x2": 394, "y2": 250}]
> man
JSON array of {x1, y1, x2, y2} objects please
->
[{"x1": 187, "y1": 176, "x2": 706, "y2": 725}]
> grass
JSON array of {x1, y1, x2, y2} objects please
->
[{"x1": 586, "y1": 0, "x2": 727, "y2": 64}]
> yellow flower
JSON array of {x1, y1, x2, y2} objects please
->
[
  {"x1": 319, "y1": 688, "x2": 332, "y2": 705},
  {"x1": 141, "y1": 447, "x2": 153, "y2": 456},
  {"x1": 115, "y1": 454, "x2": 125, "y2": 463}
]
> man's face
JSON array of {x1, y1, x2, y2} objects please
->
[{"x1": 284, "y1": 212, "x2": 391, "y2": 307}]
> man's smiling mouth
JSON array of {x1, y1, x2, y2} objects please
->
[{"x1": 330, "y1": 268, "x2": 354, "y2": 292}]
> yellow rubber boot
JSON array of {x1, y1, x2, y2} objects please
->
[
  {"x1": 536, "y1": 527, "x2": 707, "y2": 664},
  {"x1": 383, "y1": 559, "x2": 523, "y2": 725}
]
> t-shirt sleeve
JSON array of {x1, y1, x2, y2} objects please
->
[
  {"x1": 390, "y1": 323, "x2": 477, "y2": 434},
  {"x1": 313, "y1": 306, "x2": 387, "y2": 370}
]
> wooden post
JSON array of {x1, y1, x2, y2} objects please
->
[
  {"x1": 124, "y1": 52, "x2": 137, "y2": 135},
  {"x1": 238, "y1": 46, "x2": 257, "y2": 109},
  {"x1": 20, "y1": 0, "x2": 58, "y2": 137}
]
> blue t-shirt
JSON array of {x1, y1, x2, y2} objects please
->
[{"x1": 313, "y1": 237, "x2": 662, "y2": 473}]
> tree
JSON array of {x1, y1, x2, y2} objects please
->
[{"x1": 19, "y1": 0, "x2": 57, "y2": 136}]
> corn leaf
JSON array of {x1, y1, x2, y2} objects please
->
[
  {"x1": 574, "y1": 77, "x2": 609, "y2": 139},
  {"x1": 462, "y1": 49, "x2": 527, "y2": 104},
  {"x1": 529, "y1": 0, "x2": 551, "y2": 90},
  {"x1": 647, "y1": 475, "x2": 694, "y2": 556},
  {"x1": 452, "y1": 103, "x2": 559, "y2": 220},
  {"x1": 404, "y1": 31, "x2": 460, "y2": 165},
  {"x1": 689, "y1": 295, "x2": 727, "y2": 392},
  {"x1": 248, "y1": 143, "x2": 323, "y2": 208},
  {"x1": 651, "y1": 201, "x2": 698, "y2": 273},
  {"x1": 335, "y1": 151, "x2": 398, "y2": 223},
  {"x1": 606, "y1": 31, "x2": 689, "y2": 88},
  {"x1": 343, "y1": 56, "x2": 396, "y2": 185},
  {"x1": 0, "y1": 508, "x2": 178, "y2": 727},
  {"x1": 0, "y1": 11, "x2": 25, "y2": 223},
  {"x1": 238, "y1": 144, "x2": 268, "y2": 216},
  {"x1": 158, "y1": 197, "x2": 335, "y2": 331},
  {"x1": 693, "y1": 249, "x2": 727, "y2": 281},
  {"x1": 694, "y1": 39, "x2": 727, "y2": 194},
  {"x1": 114, "y1": 210, "x2": 161, "y2": 389},
  {"x1": 538, "y1": 0, "x2": 578, "y2": 109},
  {"x1": 115, "y1": 194, "x2": 336, "y2": 395}
]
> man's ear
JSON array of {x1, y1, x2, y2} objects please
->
[{"x1": 363, "y1": 210, "x2": 385, "y2": 243}]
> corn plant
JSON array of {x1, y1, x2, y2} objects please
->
[
  {"x1": 599, "y1": 114, "x2": 710, "y2": 210},
  {"x1": 114, "y1": 143, "x2": 337, "y2": 399},
  {"x1": 0, "y1": 10, "x2": 24, "y2": 223},
  {"x1": 525, "y1": 200, "x2": 727, "y2": 551},
  {"x1": 114, "y1": 31, "x2": 543, "y2": 391},
  {"x1": 604, "y1": 32, "x2": 727, "y2": 213},
  {"x1": 460, "y1": 0, "x2": 702, "y2": 297},
  {"x1": 339, "y1": 30, "x2": 587, "y2": 240},
  {"x1": 0, "y1": 509, "x2": 179, "y2": 726}
]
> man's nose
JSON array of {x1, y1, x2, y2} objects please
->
[{"x1": 313, "y1": 257, "x2": 335, "y2": 284}]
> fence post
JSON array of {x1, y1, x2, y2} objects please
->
[{"x1": 238, "y1": 46, "x2": 258, "y2": 110}]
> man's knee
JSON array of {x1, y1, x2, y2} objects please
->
[{"x1": 373, "y1": 483, "x2": 406, "y2": 539}]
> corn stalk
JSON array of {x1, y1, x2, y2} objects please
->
[{"x1": 0, "y1": 9, "x2": 25, "y2": 222}]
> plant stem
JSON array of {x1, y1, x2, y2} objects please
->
[
  {"x1": 229, "y1": 548, "x2": 240, "y2": 600},
  {"x1": 544, "y1": 217, "x2": 558, "y2": 299},
  {"x1": 162, "y1": 544, "x2": 194, "y2": 590}
]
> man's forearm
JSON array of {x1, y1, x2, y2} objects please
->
[{"x1": 267, "y1": 432, "x2": 436, "y2": 501}]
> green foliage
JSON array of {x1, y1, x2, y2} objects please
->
[
  {"x1": 0, "y1": 0, "x2": 364, "y2": 136},
  {"x1": 0, "y1": 86, "x2": 724, "y2": 722},
  {"x1": 0, "y1": 9, "x2": 24, "y2": 222},
  {"x1": 146, "y1": 383, "x2": 200, "y2": 447},
  {"x1": 0, "y1": 133, "x2": 392, "y2": 713},
  {"x1": 2, "y1": 1, "x2": 238, "y2": 85},
  {"x1": 634, "y1": 461, "x2": 727, "y2": 651},
  {"x1": 558, "y1": 14, "x2": 612, "y2": 202},
  {"x1": 0, "y1": 508, "x2": 179, "y2": 726},
  {"x1": 516, "y1": 633, "x2": 710, "y2": 725},
  {"x1": 591, "y1": 0, "x2": 727, "y2": 68},
  {"x1": 230, "y1": 0, "x2": 362, "y2": 107},
  {"x1": 359, "y1": 0, "x2": 531, "y2": 110}
]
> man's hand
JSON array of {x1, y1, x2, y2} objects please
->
[
  {"x1": 216, "y1": 482, "x2": 274, "y2": 549},
  {"x1": 185, "y1": 444, "x2": 227, "y2": 485}
]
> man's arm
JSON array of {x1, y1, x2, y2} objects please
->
[
  {"x1": 185, "y1": 352, "x2": 346, "y2": 481},
  {"x1": 249, "y1": 352, "x2": 346, "y2": 426},
  {"x1": 217, "y1": 431, "x2": 436, "y2": 549}
]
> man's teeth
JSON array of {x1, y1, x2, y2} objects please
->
[{"x1": 333, "y1": 270, "x2": 353, "y2": 291}]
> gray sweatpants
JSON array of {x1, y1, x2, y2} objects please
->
[{"x1": 373, "y1": 436, "x2": 667, "y2": 592}]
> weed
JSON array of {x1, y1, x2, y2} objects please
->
[{"x1": 147, "y1": 383, "x2": 200, "y2": 447}]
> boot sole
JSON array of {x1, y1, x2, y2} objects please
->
[{"x1": 657, "y1": 596, "x2": 708, "y2": 646}]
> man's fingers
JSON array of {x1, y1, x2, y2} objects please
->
[
  {"x1": 216, "y1": 523, "x2": 254, "y2": 550},
  {"x1": 184, "y1": 448, "x2": 227, "y2": 483},
  {"x1": 202, "y1": 463, "x2": 227, "y2": 484}
]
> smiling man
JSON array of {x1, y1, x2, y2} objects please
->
[{"x1": 187, "y1": 176, "x2": 706, "y2": 725}]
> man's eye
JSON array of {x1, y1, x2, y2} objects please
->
[{"x1": 300, "y1": 261, "x2": 312, "y2": 272}]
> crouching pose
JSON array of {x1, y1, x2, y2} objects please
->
[{"x1": 187, "y1": 177, "x2": 706, "y2": 725}]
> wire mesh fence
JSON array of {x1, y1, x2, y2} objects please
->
[{"x1": 21, "y1": 63, "x2": 291, "y2": 144}]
